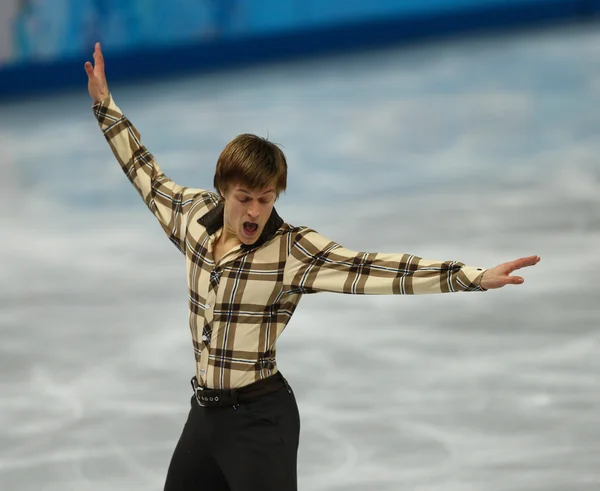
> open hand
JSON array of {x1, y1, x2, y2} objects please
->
[
  {"x1": 84, "y1": 42, "x2": 109, "y2": 104},
  {"x1": 480, "y1": 255, "x2": 540, "y2": 290}
]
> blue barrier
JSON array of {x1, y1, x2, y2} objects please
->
[{"x1": 0, "y1": 0, "x2": 598, "y2": 102}]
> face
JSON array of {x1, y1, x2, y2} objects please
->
[{"x1": 221, "y1": 183, "x2": 277, "y2": 245}]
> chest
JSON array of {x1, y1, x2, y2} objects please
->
[{"x1": 188, "y1": 234, "x2": 289, "y2": 307}]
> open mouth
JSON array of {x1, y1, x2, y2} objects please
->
[{"x1": 243, "y1": 222, "x2": 259, "y2": 236}]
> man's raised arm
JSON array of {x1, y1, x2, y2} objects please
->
[{"x1": 85, "y1": 43, "x2": 209, "y2": 253}]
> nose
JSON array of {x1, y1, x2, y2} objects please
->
[{"x1": 247, "y1": 202, "x2": 260, "y2": 220}]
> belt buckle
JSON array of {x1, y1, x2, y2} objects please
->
[
  {"x1": 191, "y1": 377, "x2": 208, "y2": 407},
  {"x1": 194, "y1": 385, "x2": 207, "y2": 407},
  {"x1": 194, "y1": 385, "x2": 221, "y2": 407}
]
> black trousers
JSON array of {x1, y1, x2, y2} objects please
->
[{"x1": 163, "y1": 376, "x2": 300, "y2": 491}]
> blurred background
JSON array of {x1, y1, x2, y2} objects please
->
[{"x1": 1, "y1": 1, "x2": 600, "y2": 490}]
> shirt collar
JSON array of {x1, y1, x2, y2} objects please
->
[{"x1": 197, "y1": 202, "x2": 284, "y2": 251}]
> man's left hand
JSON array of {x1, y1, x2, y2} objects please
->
[{"x1": 480, "y1": 255, "x2": 541, "y2": 290}]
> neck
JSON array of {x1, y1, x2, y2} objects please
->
[{"x1": 219, "y1": 224, "x2": 241, "y2": 246}]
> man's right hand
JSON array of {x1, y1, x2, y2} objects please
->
[{"x1": 84, "y1": 42, "x2": 110, "y2": 104}]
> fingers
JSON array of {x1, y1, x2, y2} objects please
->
[
  {"x1": 485, "y1": 255, "x2": 540, "y2": 288},
  {"x1": 510, "y1": 255, "x2": 540, "y2": 272},
  {"x1": 506, "y1": 256, "x2": 539, "y2": 285},
  {"x1": 509, "y1": 275, "x2": 524, "y2": 285},
  {"x1": 94, "y1": 42, "x2": 105, "y2": 72},
  {"x1": 84, "y1": 61, "x2": 93, "y2": 77},
  {"x1": 84, "y1": 42, "x2": 103, "y2": 77},
  {"x1": 84, "y1": 43, "x2": 105, "y2": 74}
]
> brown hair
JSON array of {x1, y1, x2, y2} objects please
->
[{"x1": 214, "y1": 134, "x2": 287, "y2": 198}]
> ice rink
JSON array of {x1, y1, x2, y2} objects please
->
[{"x1": 1, "y1": 21, "x2": 600, "y2": 491}]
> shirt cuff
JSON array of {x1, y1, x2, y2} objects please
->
[
  {"x1": 91, "y1": 93, "x2": 112, "y2": 110},
  {"x1": 461, "y1": 266, "x2": 488, "y2": 291}
]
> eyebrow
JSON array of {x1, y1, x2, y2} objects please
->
[{"x1": 237, "y1": 188, "x2": 276, "y2": 196}]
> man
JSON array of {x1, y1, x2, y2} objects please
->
[{"x1": 85, "y1": 42, "x2": 540, "y2": 491}]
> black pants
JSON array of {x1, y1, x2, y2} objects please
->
[{"x1": 164, "y1": 377, "x2": 300, "y2": 491}]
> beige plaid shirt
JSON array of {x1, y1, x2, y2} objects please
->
[{"x1": 93, "y1": 95, "x2": 487, "y2": 389}]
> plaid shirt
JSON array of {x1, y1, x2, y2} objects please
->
[{"x1": 93, "y1": 95, "x2": 487, "y2": 389}]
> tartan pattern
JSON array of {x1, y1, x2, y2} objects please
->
[{"x1": 94, "y1": 95, "x2": 487, "y2": 390}]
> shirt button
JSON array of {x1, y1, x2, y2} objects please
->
[
  {"x1": 206, "y1": 304, "x2": 212, "y2": 309},
  {"x1": 200, "y1": 369, "x2": 206, "y2": 375},
  {"x1": 202, "y1": 335, "x2": 209, "y2": 342}
]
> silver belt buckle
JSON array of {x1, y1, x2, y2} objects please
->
[
  {"x1": 194, "y1": 384, "x2": 221, "y2": 407},
  {"x1": 194, "y1": 385, "x2": 207, "y2": 407},
  {"x1": 192, "y1": 377, "x2": 207, "y2": 407}
]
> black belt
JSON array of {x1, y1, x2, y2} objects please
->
[{"x1": 190, "y1": 372, "x2": 290, "y2": 408}]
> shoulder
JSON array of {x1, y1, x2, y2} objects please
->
[
  {"x1": 192, "y1": 189, "x2": 221, "y2": 210},
  {"x1": 290, "y1": 225, "x2": 318, "y2": 239},
  {"x1": 281, "y1": 225, "x2": 333, "y2": 252},
  {"x1": 196, "y1": 190, "x2": 221, "y2": 208},
  {"x1": 189, "y1": 190, "x2": 220, "y2": 212},
  {"x1": 279, "y1": 223, "x2": 315, "y2": 239}
]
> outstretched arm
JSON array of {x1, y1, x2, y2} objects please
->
[
  {"x1": 283, "y1": 228, "x2": 539, "y2": 295},
  {"x1": 84, "y1": 43, "x2": 212, "y2": 253}
]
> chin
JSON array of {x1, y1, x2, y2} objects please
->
[{"x1": 239, "y1": 231, "x2": 260, "y2": 245}]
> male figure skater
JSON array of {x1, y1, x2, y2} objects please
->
[{"x1": 85, "y1": 43, "x2": 540, "y2": 491}]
